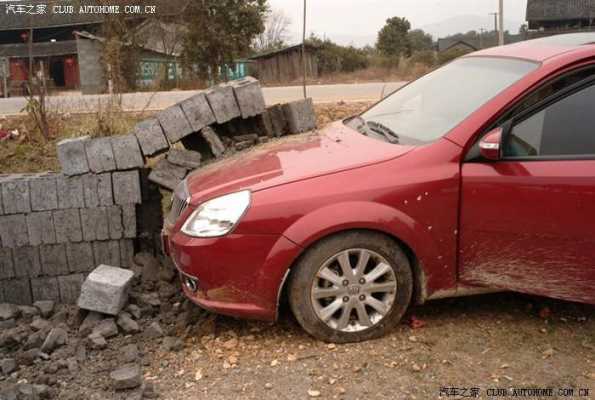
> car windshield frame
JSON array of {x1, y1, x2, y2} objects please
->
[{"x1": 349, "y1": 56, "x2": 540, "y2": 146}]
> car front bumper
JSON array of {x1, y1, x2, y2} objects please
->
[{"x1": 165, "y1": 229, "x2": 302, "y2": 321}]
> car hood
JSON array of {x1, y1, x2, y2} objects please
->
[{"x1": 185, "y1": 121, "x2": 415, "y2": 204}]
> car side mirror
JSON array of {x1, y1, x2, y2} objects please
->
[{"x1": 479, "y1": 127, "x2": 503, "y2": 161}]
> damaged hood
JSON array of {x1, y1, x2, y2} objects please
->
[{"x1": 185, "y1": 121, "x2": 414, "y2": 204}]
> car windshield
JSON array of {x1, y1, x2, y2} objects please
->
[{"x1": 349, "y1": 57, "x2": 539, "y2": 145}]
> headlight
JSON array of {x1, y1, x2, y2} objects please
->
[{"x1": 181, "y1": 190, "x2": 251, "y2": 238}]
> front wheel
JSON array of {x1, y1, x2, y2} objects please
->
[{"x1": 288, "y1": 231, "x2": 413, "y2": 343}]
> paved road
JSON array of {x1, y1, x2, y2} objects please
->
[{"x1": 0, "y1": 82, "x2": 405, "y2": 116}]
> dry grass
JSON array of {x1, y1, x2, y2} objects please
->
[{"x1": 0, "y1": 102, "x2": 373, "y2": 175}]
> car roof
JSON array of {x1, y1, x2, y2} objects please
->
[{"x1": 467, "y1": 33, "x2": 595, "y2": 62}]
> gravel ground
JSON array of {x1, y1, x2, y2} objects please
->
[{"x1": 146, "y1": 293, "x2": 594, "y2": 400}]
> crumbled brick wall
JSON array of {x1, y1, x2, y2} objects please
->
[{"x1": 0, "y1": 76, "x2": 316, "y2": 305}]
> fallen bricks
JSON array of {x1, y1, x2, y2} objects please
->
[{"x1": 77, "y1": 265, "x2": 135, "y2": 316}]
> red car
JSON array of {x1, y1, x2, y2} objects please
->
[{"x1": 164, "y1": 33, "x2": 595, "y2": 343}]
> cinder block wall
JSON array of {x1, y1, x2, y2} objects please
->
[
  {"x1": 0, "y1": 171, "x2": 140, "y2": 304},
  {"x1": 0, "y1": 77, "x2": 316, "y2": 305}
]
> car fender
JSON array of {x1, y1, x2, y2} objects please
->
[{"x1": 282, "y1": 200, "x2": 435, "y2": 268}]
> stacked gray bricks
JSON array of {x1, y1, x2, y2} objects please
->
[
  {"x1": 0, "y1": 77, "x2": 316, "y2": 305},
  {"x1": 0, "y1": 135, "x2": 142, "y2": 305},
  {"x1": 143, "y1": 76, "x2": 315, "y2": 192}
]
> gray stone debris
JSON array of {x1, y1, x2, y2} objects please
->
[
  {"x1": 79, "y1": 311, "x2": 103, "y2": 336},
  {"x1": 201, "y1": 126, "x2": 226, "y2": 157},
  {"x1": 56, "y1": 136, "x2": 90, "y2": 176},
  {"x1": 121, "y1": 343, "x2": 139, "y2": 363},
  {"x1": 30, "y1": 317, "x2": 50, "y2": 332},
  {"x1": 117, "y1": 312, "x2": 140, "y2": 334},
  {"x1": 0, "y1": 303, "x2": 20, "y2": 320},
  {"x1": 148, "y1": 159, "x2": 188, "y2": 191},
  {"x1": 144, "y1": 321, "x2": 164, "y2": 339},
  {"x1": 34, "y1": 301, "x2": 54, "y2": 319},
  {"x1": 77, "y1": 265, "x2": 135, "y2": 315},
  {"x1": 161, "y1": 336, "x2": 183, "y2": 352},
  {"x1": 92, "y1": 318, "x2": 119, "y2": 338},
  {"x1": 134, "y1": 118, "x2": 170, "y2": 156},
  {"x1": 111, "y1": 363, "x2": 143, "y2": 390},
  {"x1": 88, "y1": 332, "x2": 108, "y2": 349},
  {"x1": 17, "y1": 305, "x2": 39, "y2": 318},
  {"x1": 126, "y1": 304, "x2": 142, "y2": 320},
  {"x1": 0, "y1": 358, "x2": 16, "y2": 375},
  {"x1": 268, "y1": 104, "x2": 289, "y2": 137},
  {"x1": 40, "y1": 327, "x2": 67, "y2": 353},
  {"x1": 167, "y1": 148, "x2": 202, "y2": 169}
]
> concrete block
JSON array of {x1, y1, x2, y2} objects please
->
[
  {"x1": 26, "y1": 211, "x2": 56, "y2": 246},
  {"x1": 0, "y1": 248, "x2": 14, "y2": 279},
  {"x1": 77, "y1": 265, "x2": 135, "y2": 315},
  {"x1": 148, "y1": 159, "x2": 187, "y2": 191},
  {"x1": 31, "y1": 277, "x2": 60, "y2": 303},
  {"x1": 13, "y1": 246, "x2": 41, "y2": 278},
  {"x1": 82, "y1": 173, "x2": 113, "y2": 208},
  {"x1": 201, "y1": 127, "x2": 226, "y2": 157},
  {"x1": 1, "y1": 176, "x2": 31, "y2": 214},
  {"x1": 179, "y1": 92, "x2": 216, "y2": 132},
  {"x1": 58, "y1": 274, "x2": 85, "y2": 304},
  {"x1": 54, "y1": 209, "x2": 83, "y2": 243},
  {"x1": 40, "y1": 244, "x2": 68, "y2": 276},
  {"x1": 86, "y1": 137, "x2": 117, "y2": 173},
  {"x1": 93, "y1": 240, "x2": 120, "y2": 267},
  {"x1": 2, "y1": 278, "x2": 32, "y2": 305},
  {"x1": 121, "y1": 205, "x2": 137, "y2": 239},
  {"x1": 205, "y1": 84, "x2": 241, "y2": 124},
  {"x1": 0, "y1": 214, "x2": 29, "y2": 248},
  {"x1": 56, "y1": 136, "x2": 90, "y2": 176},
  {"x1": 167, "y1": 149, "x2": 202, "y2": 169},
  {"x1": 231, "y1": 77, "x2": 266, "y2": 119},
  {"x1": 107, "y1": 206, "x2": 123, "y2": 240},
  {"x1": 80, "y1": 207, "x2": 109, "y2": 242},
  {"x1": 283, "y1": 98, "x2": 317, "y2": 134},
  {"x1": 119, "y1": 239, "x2": 135, "y2": 268},
  {"x1": 56, "y1": 175, "x2": 85, "y2": 209},
  {"x1": 66, "y1": 242, "x2": 95, "y2": 273},
  {"x1": 111, "y1": 134, "x2": 144, "y2": 170},
  {"x1": 156, "y1": 105, "x2": 194, "y2": 144},
  {"x1": 112, "y1": 170, "x2": 141, "y2": 205},
  {"x1": 255, "y1": 110, "x2": 275, "y2": 137},
  {"x1": 268, "y1": 104, "x2": 289, "y2": 137},
  {"x1": 30, "y1": 173, "x2": 59, "y2": 211},
  {"x1": 133, "y1": 118, "x2": 169, "y2": 156}
]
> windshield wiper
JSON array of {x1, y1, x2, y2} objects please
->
[{"x1": 367, "y1": 121, "x2": 400, "y2": 144}]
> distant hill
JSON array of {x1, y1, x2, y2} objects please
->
[{"x1": 419, "y1": 14, "x2": 524, "y2": 40}]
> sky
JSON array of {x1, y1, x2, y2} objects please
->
[{"x1": 267, "y1": 0, "x2": 529, "y2": 47}]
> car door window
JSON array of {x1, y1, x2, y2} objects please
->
[{"x1": 504, "y1": 83, "x2": 595, "y2": 158}]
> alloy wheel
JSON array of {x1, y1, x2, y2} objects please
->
[{"x1": 310, "y1": 248, "x2": 397, "y2": 332}]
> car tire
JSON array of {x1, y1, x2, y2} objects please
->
[{"x1": 288, "y1": 231, "x2": 413, "y2": 343}]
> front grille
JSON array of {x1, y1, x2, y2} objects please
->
[{"x1": 167, "y1": 181, "x2": 190, "y2": 224}]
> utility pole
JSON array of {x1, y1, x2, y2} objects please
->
[
  {"x1": 302, "y1": 0, "x2": 307, "y2": 99},
  {"x1": 489, "y1": 12, "x2": 498, "y2": 36},
  {"x1": 498, "y1": 0, "x2": 505, "y2": 46}
]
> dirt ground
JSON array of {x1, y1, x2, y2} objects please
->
[{"x1": 141, "y1": 294, "x2": 593, "y2": 400}]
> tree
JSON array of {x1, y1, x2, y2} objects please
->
[
  {"x1": 407, "y1": 29, "x2": 433, "y2": 52},
  {"x1": 182, "y1": 0, "x2": 268, "y2": 82},
  {"x1": 254, "y1": 9, "x2": 291, "y2": 53},
  {"x1": 376, "y1": 17, "x2": 411, "y2": 58}
]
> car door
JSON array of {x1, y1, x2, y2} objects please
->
[{"x1": 459, "y1": 76, "x2": 595, "y2": 304}]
